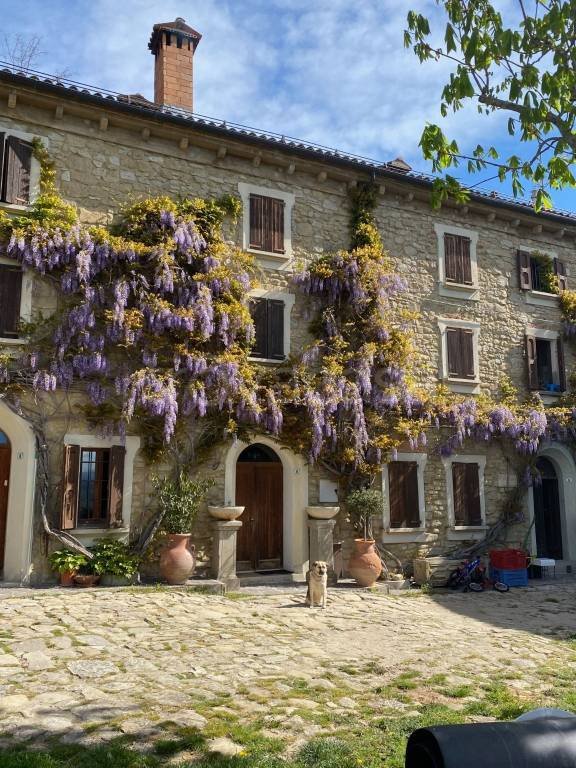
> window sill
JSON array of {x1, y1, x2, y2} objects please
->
[
  {"x1": 69, "y1": 527, "x2": 129, "y2": 536},
  {"x1": 0, "y1": 201, "x2": 30, "y2": 214},
  {"x1": 0, "y1": 337, "x2": 26, "y2": 346},
  {"x1": 447, "y1": 527, "x2": 487, "y2": 541},
  {"x1": 525, "y1": 291, "x2": 559, "y2": 308},
  {"x1": 444, "y1": 378, "x2": 481, "y2": 395},
  {"x1": 382, "y1": 530, "x2": 436, "y2": 544},
  {"x1": 540, "y1": 390, "x2": 564, "y2": 405},
  {"x1": 439, "y1": 282, "x2": 480, "y2": 301},
  {"x1": 248, "y1": 356, "x2": 286, "y2": 365},
  {"x1": 247, "y1": 247, "x2": 290, "y2": 261}
]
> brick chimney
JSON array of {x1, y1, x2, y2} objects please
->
[{"x1": 148, "y1": 17, "x2": 202, "y2": 110}]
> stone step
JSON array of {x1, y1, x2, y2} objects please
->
[{"x1": 238, "y1": 572, "x2": 305, "y2": 587}]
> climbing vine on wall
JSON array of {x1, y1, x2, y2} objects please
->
[{"x1": 1, "y1": 141, "x2": 576, "y2": 493}]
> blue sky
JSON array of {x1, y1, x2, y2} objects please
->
[{"x1": 2, "y1": 0, "x2": 574, "y2": 212}]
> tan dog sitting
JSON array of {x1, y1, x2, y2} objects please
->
[{"x1": 305, "y1": 561, "x2": 328, "y2": 609}]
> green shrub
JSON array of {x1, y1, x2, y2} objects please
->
[
  {"x1": 48, "y1": 549, "x2": 87, "y2": 574},
  {"x1": 91, "y1": 538, "x2": 139, "y2": 578},
  {"x1": 152, "y1": 472, "x2": 214, "y2": 535},
  {"x1": 345, "y1": 488, "x2": 384, "y2": 540}
]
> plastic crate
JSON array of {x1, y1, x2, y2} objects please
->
[
  {"x1": 490, "y1": 566, "x2": 529, "y2": 587},
  {"x1": 489, "y1": 549, "x2": 528, "y2": 570}
]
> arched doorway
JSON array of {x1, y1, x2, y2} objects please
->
[
  {"x1": 235, "y1": 443, "x2": 283, "y2": 572},
  {"x1": 534, "y1": 457, "x2": 563, "y2": 559},
  {"x1": 0, "y1": 430, "x2": 10, "y2": 573}
]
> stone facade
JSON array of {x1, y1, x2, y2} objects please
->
[{"x1": 1, "y1": 71, "x2": 576, "y2": 584}]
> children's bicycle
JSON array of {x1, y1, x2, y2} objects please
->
[{"x1": 447, "y1": 557, "x2": 509, "y2": 593}]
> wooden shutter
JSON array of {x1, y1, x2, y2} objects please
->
[
  {"x1": 270, "y1": 198, "x2": 285, "y2": 254},
  {"x1": 2, "y1": 137, "x2": 33, "y2": 205},
  {"x1": 557, "y1": 337, "x2": 567, "y2": 392},
  {"x1": 61, "y1": 444, "x2": 80, "y2": 530},
  {"x1": 0, "y1": 265, "x2": 23, "y2": 338},
  {"x1": 518, "y1": 250, "x2": 533, "y2": 291},
  {"x1": 446, "y1": 328, "x2": 474, "y2": 379},
  {"x1": 444, "y1": 234, "x2": 472, "y2": 285},
  {"x1": 267, "y1": 299, "x2": 285, "y2": 360},
  {"x1": 0, "y1": 133, "x2": 5, "y2": 197},
  {"x1": 554, "y1": 260, "x2": 567, "y2": 293},
  {"x1": 249, "y1": 195, "x2": 264, "y2": 250},
  {"x1": 460, "y1": 329, "x2": 475, "y2": 379},
  {"x1": 452, "y1": 462, "x2": 467, "y2": 525},
  {"x1": 526, "y1": 334, "x2": 539, "y2": 390},
  {"x1": 389, "y1": 461, "x2": 420, "y2": 528},
  {"x1": 250, "y1": 298, "x2": 267, "y2": 358},
  {"x1": 465, "y1": 463, "x2": 482, "y2": 525},
  {"x1": 108, "y1": 446, "x2": 126, "y2": 528}
]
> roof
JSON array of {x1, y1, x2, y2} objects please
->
[
  {"x1": 0, "y1": 62, "x2": 574, "y2": 229},
  {"x1": 149, "y1": 18, "x2": 202, "y2": 54}
]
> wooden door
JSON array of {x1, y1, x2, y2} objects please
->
[
  {"x1": 0, "y1": 443, "x2": 11, "y2": 571},
  {"x1": 236, "y1": 461, "x2": 283, "y2": 571},
  {"x1": 534, "y1": 478, "x2": 563, "y2": 559}
]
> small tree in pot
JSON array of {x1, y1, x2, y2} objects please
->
[
  {"x1": 345, "y1": 488, "x2": 384, "y2": 587},
  {"x1": 152, "y1": 472, "x2": 213, "y2": 585},
  {"x1": 48, "y1": 549, "x2": 87, "y2": 587}
]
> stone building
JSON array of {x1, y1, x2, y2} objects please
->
[{"x1": 0, "y1": 18, "x2": 575, "y2": 585}]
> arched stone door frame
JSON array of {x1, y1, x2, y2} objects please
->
[
  {"x1": 223, "y1": 437, "x2": 309, "y2": 575},
  {"x1": 527, "y1": 442, "x2": 576, "y2": 561},
  {"x1": 0, "y1": 401, "x2": 36, "y2": 583}
]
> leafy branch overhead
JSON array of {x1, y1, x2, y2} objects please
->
[{"x1": 405, "y1": 1, "x2": 576, "y2": 210}]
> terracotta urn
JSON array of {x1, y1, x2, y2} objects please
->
[
  {"x1": 160, "y1": 534, "x2": 196, "y2": 585},
  {"x1": 348, "y1": 539, "x2": 382, "y2": 587}
]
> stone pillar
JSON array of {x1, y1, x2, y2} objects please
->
[
  {"x1": 308, "y1": 518, "x2": 338, "y2": 585},
  {"x1": 212, "y1": 520, "x2": 242, "y2": 590}
]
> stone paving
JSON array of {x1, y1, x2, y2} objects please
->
[{"x1": 0, "y1": 582, "x2": 575, "y2": 750}]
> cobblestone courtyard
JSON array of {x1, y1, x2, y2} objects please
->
[{"x1": 1, "y1": 584, "x2": 576, "y2": 765}]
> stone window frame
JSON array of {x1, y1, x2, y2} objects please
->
[
  {"x1": 0, "y1": 255, "x2": 33, "y2": 345},
  {"x1": 0, "y1": 124, "x2": 42, "y2": 214},
  {"x1": 62, "y1": 433, "x2": 140, "y2": 543},
  {"x1": 381, "y1": 453, "x2": 435, "y2": 543},
  {"x1": 238, "y1": 182, "x2": 295, "y2": 268},
  {"x1": 442, "y1": 454, "x2": 488, "y2": 541},
  {"x1": 434, "y1": 222, "x2": 480, "y2": 301},
  {"x1": 247, "y1": 288, "x2": 295, "y2": 364},
  {"x1": 437, "y1": 317, "x2": 481, "y2": 394},
  {"x1": 520, "y1": 243, "x2": 563, "y2": 308},
  {"x1": 525, "y1": 325, "x2": 563, "y2": 404}
]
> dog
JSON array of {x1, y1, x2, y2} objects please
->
[{"x1": 305, "y1": 560, "x2": 328, "y2": 609}]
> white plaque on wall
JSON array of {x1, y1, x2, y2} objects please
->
[{"x1": 319, "y1": 479, "x2": 339, "y2": 503}]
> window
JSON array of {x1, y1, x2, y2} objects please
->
[
  {"x1": 452, "y1": 462, "x2": 482, "y2": 526},
  {"x1": 438, "y1": 318, "x2": 480, "y2": 393},
  {"x1": 388, "y1": 461, "x2": 421, "y2": 528},
  {"x1": 238, "y1": 183, "x2": 294, "y2": 264},
  {"x1": 0, "y1": 263, "x2": 23, "y2": 338},
  {"x1": 249, "y1": 194, "x2": 285, "y2": 254},
  {"x1": 61, "y1": 444, "x2": 126, "y2": 530},
  {"x1": 444, "y1": 233, "x2": 472, "y2": 285},
  {"x1": 526, "y1": 330, "x2": 566, "y2": 393},
  {"x1": 249, "y1": 298, "x2": 285, "y2": 360},
  {"x1": 518, "y1": 249, "x2": 566, "y2": 295},
  {"x1": 434, "y1": 223, "x2": 479, "y2": 299},
  {"x1": 0, "y1": 134, "x2": 33, "y2": 205}
]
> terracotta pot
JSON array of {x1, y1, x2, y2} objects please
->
[
  {"x1": 160, "y1": 534, "x2": 196, "y2": 585},
  {"x1": 73, "y1": 574, "x2": 100, "y2": 588},
  {"x1": 60, "y1": 570, "x2": 76, "y2": 587},
  {"x1": 348, "y1": 539, "x2": 382, "y2": 587}
]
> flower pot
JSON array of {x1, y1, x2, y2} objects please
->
[
  {"x1": 160, "y1": 534, "x2": 196, "y2": 585},
  {"x1": 348, "y1": 539, "x2": 382, "y2": 587},
  {"x1": 73, "y1": 574, "x2": 101, "y2": 588},
  {"x1": 208, "y1": 506, "x2": 245, "y2": 521},
  {"x1": 60, "y1": 570, "x2": 77, "y2": 587}
]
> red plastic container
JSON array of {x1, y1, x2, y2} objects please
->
[{"x1": 489, "y1": 549, "x2": 528, "y2": 570}]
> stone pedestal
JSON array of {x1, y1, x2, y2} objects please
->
[
  {"x1": 212, "y1": 520, "x2": 242, "y2": 590},
  {"x1": 308, "y1": 518, "x2": 338, "y2": 585}
]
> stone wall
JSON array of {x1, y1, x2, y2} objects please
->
[{"x1": 1, "y1": 93, "x2": 576, "y2": 582}]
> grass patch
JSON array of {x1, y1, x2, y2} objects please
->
[{"x1": 465, "y1": 683, "x2": 531, "y2": 720}]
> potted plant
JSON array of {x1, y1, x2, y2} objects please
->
[
  {"x1": 73, "y1": 558, "x2": 101, "y2": 588},
  {"x1": 152, "y1": 472, "x2": 213, "y2": 585},
  {"x1": 345, "y1": 488, "x2": 383, "y2": 587},
  {"x1": 92, "y1": 538, "x2": 140, "y2": 586},
  {"x1": 48, "y1": 549, "x2": 87, "y2": 587}
]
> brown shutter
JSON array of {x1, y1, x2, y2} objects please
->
[
  {"x1": 388, "y1": 462, "x2": 403, "y2": 528},
  {"x1": 460, "y1": 237, "x2": 472, "y2": 284},
  {"x1": 461, "y1": 329, "x2": 475, "y2": 379},
  {"x1": 2, "y1": 137, "x2": 33, "y2": 205},
  {"x1": 389, "y1": 462, "x2": 420, "y2": 528},
  {"x1": 557, "y1": 337, "x2": 567, "y2": 392},
  {"x1": 452, "y1": 462, "x2": 467, "y2": 525},
  {"x1": 554, "y1": 260, "x2": 567, "y2": 293},
  {"x1": 0, "y1": 133, "x2": 5, "y2": 196},
  {"x1": 108, "y1": 446, "x2": 126, "y2": 528},
  {"x1": 444, "y1": 234, "x2": 458, "y2": 282},
  {"x1": 61, "y1": 444, "x2": 80, "y2": 530},
  {"x1": 526, "y1": 334, "x2": 539, "y2": 390},
  {"x1": 465, "y1": 463, "x2": 482, "y2": 526},
  {"x1": 249, "y1": 195, "x2": 264, "y2": 250},
  {"x1": 267, "y1": 299, "x2": 285, "y2": 360},
  {"x1": 446, "y1": 328, "x2": 462, "y2": 377},
  {"x1": 0, "y1": 265, "x2": 23, "y2": 338},
  {"x1": 270, "y1": 198, "x2": 285, "y2": 254},
  {"x1": 249, "y1": 298, "x2": 267, "y2": 358},
  {"x1": 518, "y1": 250, "x2": 533, "y2": 290},
  {"x1": 444, "y1": 235, "x2": 472, "y2": 285},
  {"x1": 404, "y1": 462, "x2": 421, "y2": 527}
]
